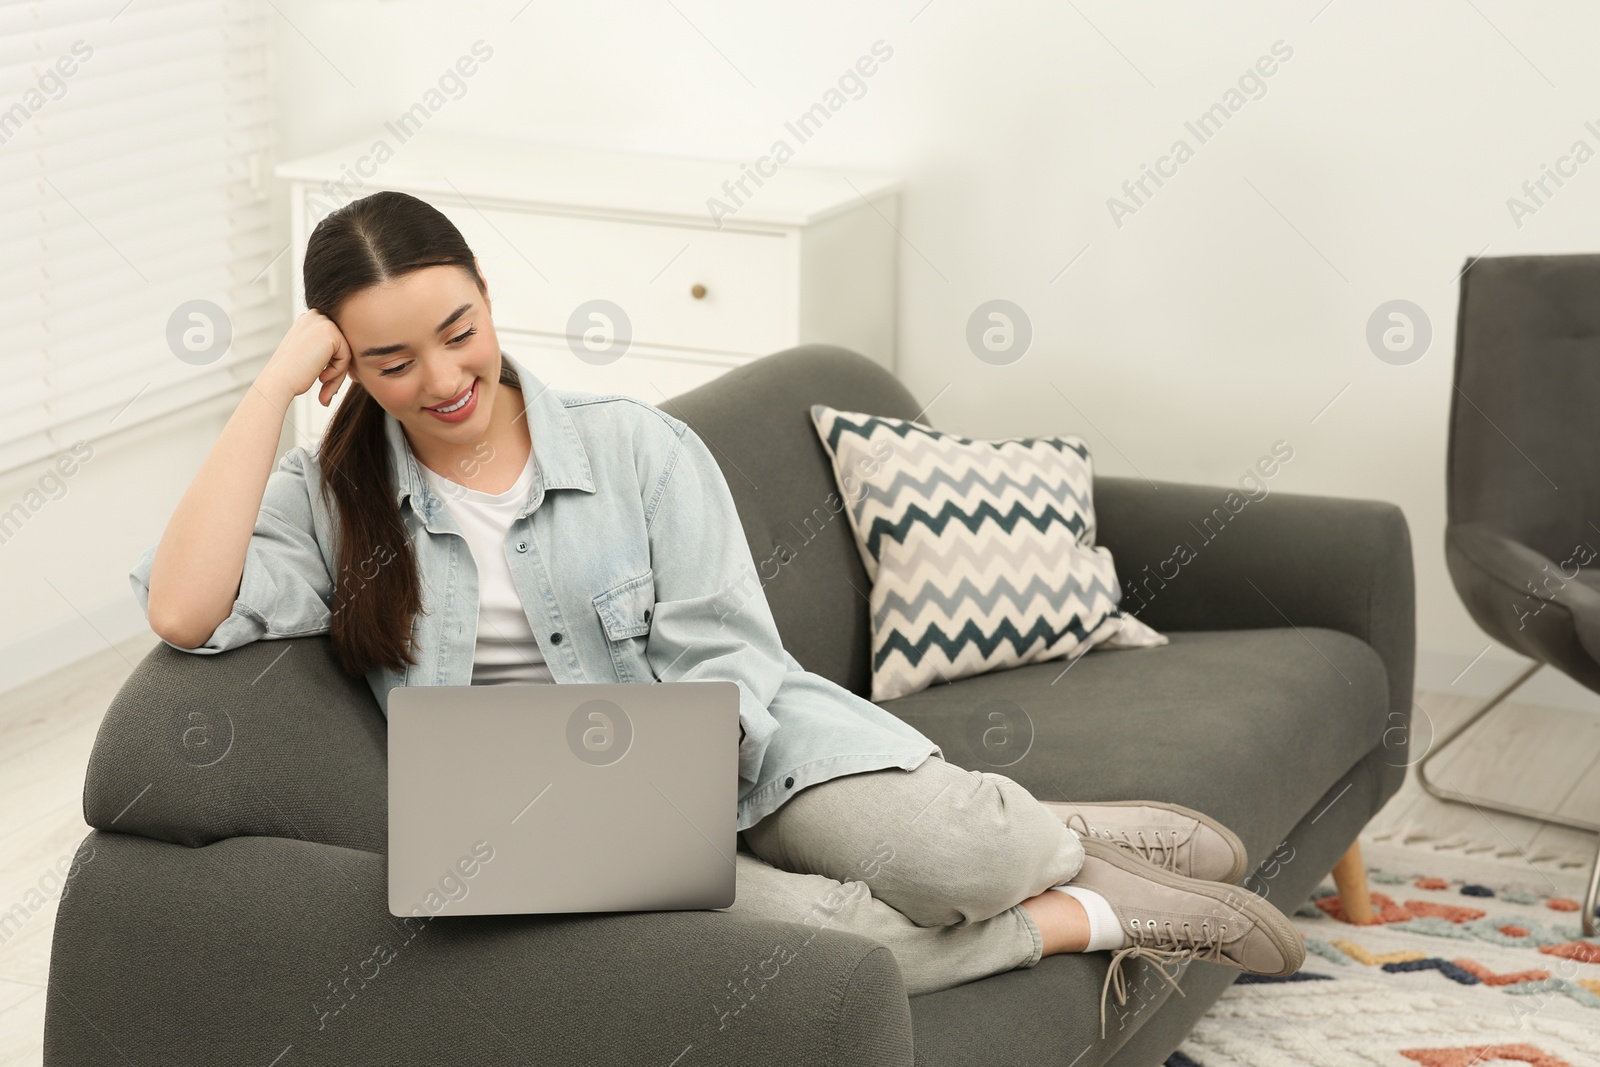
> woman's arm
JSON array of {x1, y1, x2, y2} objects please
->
[
  {"x1": 642, "y1": 421, "x2": 786, "y2": 784},
  {"x1": 146, "y1": 380, "x2": 297, "y2": 648},
  {"x1": 146, "y1": 311, "x2": 352, "y2": 648}
]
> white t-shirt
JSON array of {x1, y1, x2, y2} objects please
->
[{"x1": 416, "y1": 448, "x2": 555, "y2": 686}]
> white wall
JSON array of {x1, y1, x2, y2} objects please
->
[{"x1": 8, "y1": 0, "x2": 1600, "y2": 709}]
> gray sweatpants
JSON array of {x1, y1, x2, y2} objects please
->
[{"x1": 723, "y1": 754, "x2": 1086, "y2": 997}]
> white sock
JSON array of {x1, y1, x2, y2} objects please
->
[{"x1": 1051, "y1": 885, "x2": 1127, "y2": 951}]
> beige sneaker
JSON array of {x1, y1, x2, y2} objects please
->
[
  {"x1": 1067, "y1": 835, "x2": 1305, "y2": 1036},
  {"x1": 1041, "y1": 799, "x2": 1249, "y2": 884}
]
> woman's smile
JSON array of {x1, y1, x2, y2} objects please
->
[{"x1": 422, "y1": 378, "x2": 480, "y2": 422}]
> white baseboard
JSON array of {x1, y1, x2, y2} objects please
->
[{"x1": 1414, "y1": 644, "x2": 1600, "y2": 714}]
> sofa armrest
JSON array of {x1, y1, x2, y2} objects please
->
[
  {"x1": 84, "y1": 635, "x2": 387, "y2": 853},
  {"x1": 45, "y1": 832, "x2": 914, "y2": 1067},
  {"x1": 1093, "y1": 474, "x2": 1415, "y2": 762}
]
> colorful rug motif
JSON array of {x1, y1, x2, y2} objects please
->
[{"x1": 1165, "y1": 844, "x2": 1600, "y2": 1067}]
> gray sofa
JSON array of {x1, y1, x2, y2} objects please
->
[{"x1": 45, "y1": 344, "x2": 1415, "y2": 1066}]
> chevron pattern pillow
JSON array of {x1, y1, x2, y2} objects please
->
[{"x1": 809, "y1": 403, "x2": 1166, "y2": 703}]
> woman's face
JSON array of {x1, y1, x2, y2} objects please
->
[{"x1": 338, "y1": 262, "x2": 505, "y2": 447}]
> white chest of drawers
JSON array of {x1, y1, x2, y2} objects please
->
[{"x1": 274, "y1": 133, "x2": 902, "y2": 444}]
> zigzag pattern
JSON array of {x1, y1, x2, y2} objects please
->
[
  {"x1": 862, "y1": 498, "x2": 1095, "y2": 569},
  {"x1": 863, "y1": 469, "x2": 1097, "y2": 546},
  {"x1": 815, "y1": 409, "x2": 1091, "y2": 457},
  {"x1": 870, "y1": 515, "x2": 1108, "y2": 587},
  {"x1": 874, "y1": 566, "x2": 1123, "y2": 627},
  {"x1": 809, "y1": 403, "x2": 1151, "y2": 702}
]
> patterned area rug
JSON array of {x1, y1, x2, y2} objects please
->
[{"x1": 1165, "y1": 840, "x2": 1600, "y2": 1067}]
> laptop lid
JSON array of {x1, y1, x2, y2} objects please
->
[{"x1": 387, "y1": 681, "x2": 739, "y2": 918}]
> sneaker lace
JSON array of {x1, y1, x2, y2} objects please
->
[
  {"x1": 1064, "y1": 815, "x2": 1179, "y2": 873},
  {"x1": 1097, "y1": 918, "x2": 1226, "y2": 1037}
]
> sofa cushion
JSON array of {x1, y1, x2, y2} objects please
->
[
  {"x1": 877, "y1": 626, "x2": 1390, "y2": 868},
  {"x1": 807, "y1": 402, "x2": 1164, "y2": 702}
]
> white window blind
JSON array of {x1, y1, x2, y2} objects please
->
[{"x1": 0, "y1": 0, "x2": 281, "y2": 474}]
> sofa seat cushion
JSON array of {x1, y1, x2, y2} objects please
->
[{"x1": 878, "y1": 626, "x2": 1390, "y2": 869}]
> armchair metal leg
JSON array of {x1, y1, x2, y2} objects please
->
[
  {"x1": 1587, "y1": 846, "x2": 1600, "y2": 941},
  {"x1": 1417, "y1": 659, "x2": 1600, "y2": 936},
  {"x1": 1417, "y1": 661, "x2": 1545, "y2": 811}
]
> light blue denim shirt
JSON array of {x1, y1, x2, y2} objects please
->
[{"x1": 129, "y1": 350, "x2": 940, "y2": 830}]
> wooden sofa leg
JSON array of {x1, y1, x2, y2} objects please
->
[{"x1": 1332, "y1": 840, "x2": 1375, "y2": 923}]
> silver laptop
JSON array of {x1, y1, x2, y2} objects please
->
[{"x1": 387, "y1": 680, "x2": 739, "y2": 918}]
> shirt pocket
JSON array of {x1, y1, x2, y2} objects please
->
[{"x1": 592, "y1": 568, "x2": 656, "y2": 683}]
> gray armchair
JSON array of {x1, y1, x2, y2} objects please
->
[
  {"x1": 46, "y1": 344, "x2": 1415, "y2": 1065},
  {"x1": 1431, "y1": 252, "x2": 1600, "y2": 933}
]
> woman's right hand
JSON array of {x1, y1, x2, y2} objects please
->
[{"x1": 259, "y1": 309, "x2": 356, "y2": 407}]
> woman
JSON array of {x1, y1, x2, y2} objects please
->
[{"x1": 135, "y1": 191, "x2": 1303, "y2": 1034}]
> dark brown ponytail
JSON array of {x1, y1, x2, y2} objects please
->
[{"x1": 302, "y1": 190, "x2": 486, "y2": 677}]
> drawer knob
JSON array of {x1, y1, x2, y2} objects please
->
[{"x1": 690, "y1": 283, "x2": 707, "y2": 300}]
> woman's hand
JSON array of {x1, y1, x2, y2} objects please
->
[{"x1": 258, "y1": 309, "x2": 356, "y2": 408}]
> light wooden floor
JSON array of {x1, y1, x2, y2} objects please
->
[
  {"x1": 1, "y1": 637, "x2": 1598, "y2": 1065},
  {"x1": 0, "y1": 631, "x2": 161, "y2": 1067},
  {"x1": 1363, "y1": 688, "x2": 1600, "y2": 870}
]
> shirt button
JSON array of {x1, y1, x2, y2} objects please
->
[
  {"x1": 516, "y1": 541, "x2": 528, "y2": 552},
  {"x1": 551, "y1": 632, "x2": 563, "y2": 644},
  {"x1": 784, "y1": 776, "x2": 795, "y2": 788},
  {"x1": 643, "y1": 609, "x2": 651, "y2": 623}
]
